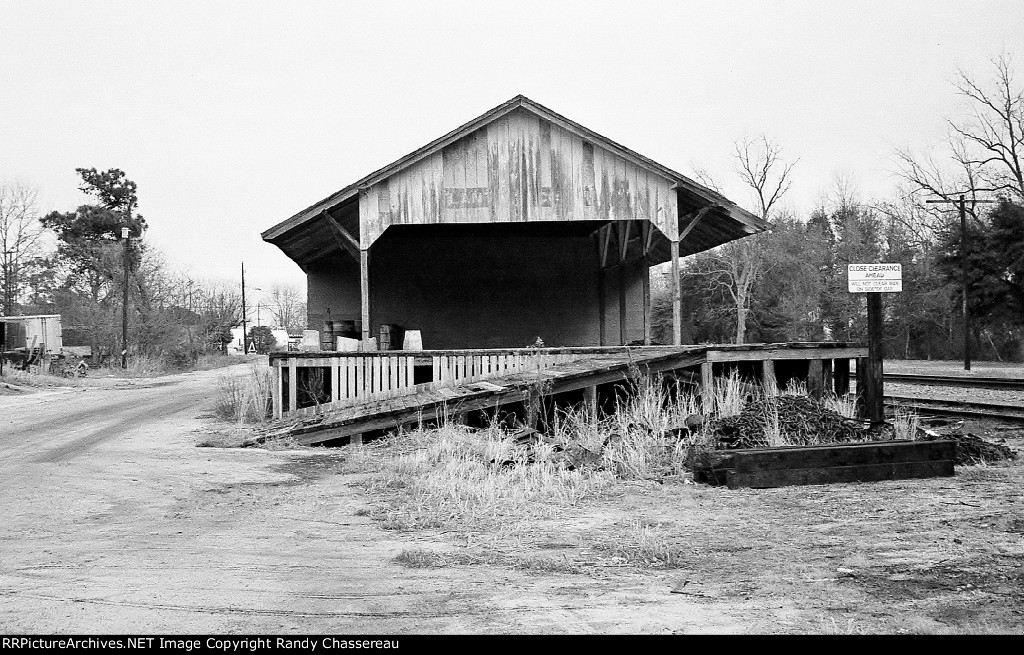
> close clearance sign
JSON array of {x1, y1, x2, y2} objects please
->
[{"x1": 848, "y1": 263, "x2": 902, "y2": 293}]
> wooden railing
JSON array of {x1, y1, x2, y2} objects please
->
[{"x1": 269, "y1": 348, "x2": 588, "y2": 420}]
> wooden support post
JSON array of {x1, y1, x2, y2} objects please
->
[
  {"x1": 527, "y1": 392, "x2": 541, "y2": 430},
  {"x1": 670, "y1": 239, "x2": 681, "y2": 346},
  {"x1": 834, "y1": 358, "x2": 850, "y2": 396},
  {"x1": 583, "y1": 385, "x2": 598, "y2": 420},
  {"x1": 855, "y1": 356, "x2": 868, "y2": 419},
  {"x1": 331, "y1": 358, "x2": 340, "y2": 404},
  {"x1": 808, "y1": 359, "x2": 824, "y2": 400},
  {"x1": 761, "y1": 359, "x2": 776, "y2": 392},
  {"x1": 701, "y1": 361, "x2": 714, "y2": 415},
  {"x1": 618, "y1": 264, "x2": 628, "y2": 346},
  {"x1": 642, "y1": 264, "x2": 651, "y2": 345},
  {"x1": 597, "y1": 268, "x2": 606, "y2": 346},
  {"x1": 272, "y1": 361, "x2": 283, "y2": 419},
  {"x1": 288, "y1": 358, "x2": 297, "y2": 415},
  {"x1": 865, "y1": 292, "x2": 885, "y2": 425},
  {"x1": 822, "y1": 358, "x2": 834, "y2": 394},
  {"x1": 360, "y1": 249, "x2": 371, "y2": 341}
]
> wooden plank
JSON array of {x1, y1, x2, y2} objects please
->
[
  {"x1": 331, "y1": 357, "x2": 340, "y2": 403},
  {"x1": 288, "y1": 358, "x2": 297, "y2": 414},
  {"x1": 642, "y1": 264, "x2": 651, "y2": 345},
  {"x1": 583, "y1": 385, "x2": 597, "y2": 419},
  {"x1": 705, "y1": 347, "x2": 868, "y2": 363},
  {"x1": 808, "y1": 358, "x2": 824, "y2": 400},
  {"x1": 357, "y1": 356, "x2": 365, "y2": 399},
  {"x1": 273, "y1": 364, "x2": 283, "y2": 420},
  {"x1": 406, "y1": 356, "x2": 415, "y2": 390},
  {"x1": 346, "y1": 358, "x2": 356, "y2": 399},
  {"x1": 762, "y1": 359, "x2": 776, "y2": 391},
  {"x1": 730, "y1": 440, "x2": 956, "y2": 473},
  {"x1": 389, "y1": 356, "x2": 400, "y2": 396},
  {"x1": 494, "y1": 117, "x2": 510, "y2": 222},
  {"x1": 473, "y1": 380, "x2": 506, "y2": 392},
  {"x1": 727, "y1": 460, "x2": 955, "y2": 490},
  {"x1": 701, "y1": 361, "x2": 714, "y2": 414},
  {"x1": 432, "y1": 355, "x2": 441, "y2": 384}
]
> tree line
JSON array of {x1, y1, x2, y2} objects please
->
[
  {"x1": 0, "y1": 169, "x2": 306, "y2": 367},
  {"x1": 653, "y1": 53, "x2": 1023, "y2": 362}
]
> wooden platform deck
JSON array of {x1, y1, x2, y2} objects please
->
[{"x1": 278, "y1": 342, "x2": 866, "y2": 446}]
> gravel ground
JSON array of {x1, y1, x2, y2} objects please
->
[
  {"x1": 886, "y1": 360, "x2": 1024, "y2": 379},
  {"x1": 884, "y1": 382, "x2": 1024, "y2": 408}
]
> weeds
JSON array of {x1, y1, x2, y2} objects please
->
[
  {"x1": 599, "y1": 520, "x2": 690, "y2": 568},
  {"x1": 215, "y1": 364, "x2": 272, "y2": 424},
  {"x1": 892, "y1": 404, "x2": 921, "y2": 441}
]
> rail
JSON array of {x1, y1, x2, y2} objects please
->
[{"x1": 884, "y1": 373, "x2": 1024, "y2": 391}]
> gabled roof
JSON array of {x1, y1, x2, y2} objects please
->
[{"x1": 262, "y1": 95, "x2": 764, "y2": 247}]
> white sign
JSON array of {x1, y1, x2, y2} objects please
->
[{"x1": 848, "y1": 263, "x2": 902, "y2": 293}]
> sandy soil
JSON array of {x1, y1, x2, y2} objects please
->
[
  {"x1": 2, "y1": 361, "x2": 1021, "y2": 634},
  {"x1": 0, "y1": 363, "x2": 741, "y2": 634}
]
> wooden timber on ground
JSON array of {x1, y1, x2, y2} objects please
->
[{"x1": 693, "y1": 440, "x2": 956, "y2": 489}]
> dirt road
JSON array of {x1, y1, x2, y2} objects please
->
[{"x1": 0, "y1": 364, "x2": 746, "y2": 634}]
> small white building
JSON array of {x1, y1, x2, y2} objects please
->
[
  {"x1": 228, "y1": 327, "x2": 290, "y2": 354},
  {"x1": 0, "y1": 314, "x2": 62, "y2": 353}
]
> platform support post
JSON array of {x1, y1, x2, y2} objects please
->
[
  {"x1": 808, "y1": 358, "x2": 824, "y2": 400},
  {"x1": 834, "y1": 358, "x2": 850, "y2": 396},
  {"x1": 701, "y1": 361, "x2": 714, "y2": 414},
  {"x1": 761, "y1": 359, "x2": 776, "y2": 393},
  {"x1": 670, "y1": 239, "x2": 681, "y2": 346},
  {"x1": 583, "y1": 385, "x2": 598, "y2": 420}
]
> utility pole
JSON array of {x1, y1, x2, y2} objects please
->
[
  {"x1": 925, "y1": 194, "x2": 996, "y2": 371},
  {"x1": 121, "y1": 227, "x2": 130, "y2": 368},
  {"x1": 241, "y1": 262, "x2": 248, "y2": 355},
  {"x1": 1, "y1": 249, "x2": 13, "y2": 315}
]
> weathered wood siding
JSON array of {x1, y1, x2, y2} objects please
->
[{"x1": 359, "y1": 108, "x2": 679, "y2": 248}]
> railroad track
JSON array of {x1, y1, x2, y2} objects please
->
[
  {"x1": 885, "y1": 395, "x2": 1024, "y2": 423},
  {"x1": 884, "y1": 373, "x2": 1024, "y2": 391}
]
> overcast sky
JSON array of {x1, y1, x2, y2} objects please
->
[{"x1": 2, "y1": 1, "x2": 1022, "y2": 296}]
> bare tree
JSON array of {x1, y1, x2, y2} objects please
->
[
  {"x1": 0, "y1": 182, "x2": 44, "y2": 314},
  {"x1": 950, "y1": 53, "x2": 1024, "y2": 200},
  {"x1": 689, "y1": 136, "x2": 796, "y2": 344},
  {"x1": 267, "y1": 284, "x2": 305, "y2": 331},
  {"x1": 896, "y1": 53, "x2": 1023, "y2": 214}
]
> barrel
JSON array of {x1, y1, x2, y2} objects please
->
[{"x1": 320, "y1": 320, "x2": 335, "y2": 350}]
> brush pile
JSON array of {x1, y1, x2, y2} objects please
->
[
  {"x1": 711, "y1": 395, "x2": 870, "y2": 449},
  {"x1": 920, "y1": 431, "x2": 1016, "y2": 465}
]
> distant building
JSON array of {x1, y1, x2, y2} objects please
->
[
  {"x1": 228, "y1": 327, "x2": 291, "y2": 354},
  {"x1": 0, "y1": 314, "x2": 62, "y2": 354}
]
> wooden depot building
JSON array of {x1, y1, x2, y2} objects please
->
[{"x1": 262, "y1": 95, "x2": 765, "y2": 350}]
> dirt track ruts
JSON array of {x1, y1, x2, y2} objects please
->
[{"x1": 0, "y1": 364, "x2": 743, "y2": 634}]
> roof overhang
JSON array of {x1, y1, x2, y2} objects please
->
[{"x1": 262, "y1": 95, "x2": 767, "y2": 265}]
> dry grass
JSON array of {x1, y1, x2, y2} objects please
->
[
  {"x1": 0, "y1": 367, "x2": 104, "y2": 388},
  {"x1": 359, "y1": 422, "x2": 615, "y2": 535},
  {"x1": 214, "y1": 364, "x2": 272, "y2": 424}
]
